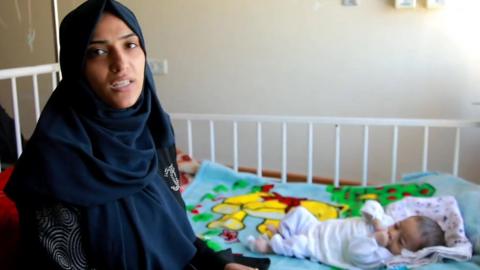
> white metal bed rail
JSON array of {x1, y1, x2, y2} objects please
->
[
  {"x1": 0, "y1": 63, "x2": 60, "y2": 159},
  {"x1": 171, "y1": 113, "x2": 480, "y2": 186}
]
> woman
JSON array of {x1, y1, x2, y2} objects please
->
[{"x1": 5, "y1": 1, "x2": 255, "y2": 269}]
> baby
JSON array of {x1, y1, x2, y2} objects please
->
[{"x1": 247, "y1": 200, "x2": 445, "y2": 269}]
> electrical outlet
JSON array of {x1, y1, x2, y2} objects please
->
[
  {"x1": 148, "y1": 59, "x2": 168, "y2": 75},
  {"x1": 427, "y1": 0, "x2": 446, "y2": 9},
  {"x1": 342, "y1": 0, "x2": 359, "y2": 6},
  {"x1": 395, "y1": 0, "x2": 416, "y2": 8}
]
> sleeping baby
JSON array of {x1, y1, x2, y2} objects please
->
[{"x1": 247, "y1": 200, "x2": 445, "y2": 270}]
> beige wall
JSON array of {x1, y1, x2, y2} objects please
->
[
  {"x1": 0, "y1": 0, "x2": 56, "y2": 137},
  {"x1": 0, "y1": 0, "x2": 55, "y2": 69},
  {"x1": 0, "y1": 0, "x2": 479, "y2": 181},
  {"x1": 122, "y1": 0, "x2": 480, "y2": 119}
]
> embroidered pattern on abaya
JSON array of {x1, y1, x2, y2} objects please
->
[{"x1": 37, "y1": 203, "x2": 91, "y2": 270}]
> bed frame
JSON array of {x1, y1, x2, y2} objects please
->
[
  {"x1": 0, "y1": 63, "x2": 60, "y2": 161},
  {"x1": 171, "y1": 114, "x2": 480, "y2": 185},
  {"x1": 1, "y1": 63, "x2": 480, "y2": 186}
]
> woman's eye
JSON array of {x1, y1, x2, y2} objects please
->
[
  {"x1": 127, "y1": 42, "x2": 138, "y2": 49},
  {"x1": 87, "y1": 48, "x2": 107, "y2": 57}
]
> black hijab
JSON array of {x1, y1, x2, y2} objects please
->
[{"x1": 5, "y1": 0, "x2": 197, "y2": 269}]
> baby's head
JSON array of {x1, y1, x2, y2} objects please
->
[{"x1": 386, "y1": 215, "x2": 445, "y2": 255}]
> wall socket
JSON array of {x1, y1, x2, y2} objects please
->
[
  {"x1": 148, "y1": 59, "x2": 168, "y2": 75},
  {"x1": 427, "y1": 0, "x2": 446, "y2": 9},
  {"x1": 395, "y1": 0, "x2": 416, "y2": 8},
  {"x1": 342, "y1": 0, "x2": 359, "y2": 6}
]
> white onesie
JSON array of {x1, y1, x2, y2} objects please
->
[{"x1": 269, "y1": 200, "x2": 394, "y2": 270}]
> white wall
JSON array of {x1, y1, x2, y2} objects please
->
[{"x1": 119, "y1": 0, "x2": 480, "y2": 119}]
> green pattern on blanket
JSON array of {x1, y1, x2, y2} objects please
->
[{"x1": 329, "y1": 183, "x2": 436, "y2": 217}]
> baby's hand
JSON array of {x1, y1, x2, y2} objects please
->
[
  {"x1": 363, "y1": 212, "x2": 375, "y2": 223},
  {"x1": 372, "y1": 218, "x2": 388, "y2": 231},
  {"x1": 374, "y1": 230, "x2": 389, "y2": 247}
]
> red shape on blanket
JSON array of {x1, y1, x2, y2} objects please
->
[
  {"x1": 420, "y1": 188, "x2": 430, "y2": 195},
  {"x1": 221, "y1": 229, "x2": 239, "y2": 243},
  {"x1": 263, "y1": 192, "x2": 307, "y2": 213},
  {"x1": 0, "y1": 167, "x2": 19, "y2": 270},
  {"x1": 261, "y1": 184, "x2": 274, "y2": 193}
]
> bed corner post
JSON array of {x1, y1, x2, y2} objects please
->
[{"x1": 51, "y1": 0, "x2": 60, "y2": 63}]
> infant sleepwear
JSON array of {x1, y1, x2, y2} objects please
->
[{"x1": 268, "y1": 200, "x2": 393, "y2": 269}]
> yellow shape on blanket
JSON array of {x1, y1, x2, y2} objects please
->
[
  {"x1": 224, "y1": 192, "x2": 272, "y2": 204},
  {"x1": 300, "y1": 201, "x2": 343, "y2": 221},
  {"x1": 359, "y1": 193, "x2": 378, "y2": 200},
  {"x1": 212, "y1": 204, "x2": 241, "y2": 214},
  {"x1": 207, "y1": 191, "x2": 345, "y2": 233},
  {"x1": 244, "y1": 200, "x2": 287, "y2": 210},
  {"x1": 243, "y1": 199, "x2": 288, "y2": 220},
  {"x1": 244, "y1": 207, "x2": 286, "y2": 220},
  {"x1": 207, "y1": 210, "x2": 247, "y2": 231},
  {"x1": 258, "y1": 219, "x2": 281, "y2": 237}
]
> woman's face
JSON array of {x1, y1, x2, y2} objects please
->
[{"x1": 84, "y1": 12, "x2": 145, "y2": 109}]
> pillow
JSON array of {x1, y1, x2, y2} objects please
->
[
  {"x1": 385, "y1": 196, "x2": 472, "y2": 267},
  {"x1": 456, "y1": 191, "x2": 480, "y2": 255},
  {"x1": 176, "y1": 149, "x2": 200, "y2": 192},
  {"x1": 401, "y1": 172, "x2": 480, "y2": 255},
  {"x1": 386, "y1": 196, "x2": 470, "y2": 248}
]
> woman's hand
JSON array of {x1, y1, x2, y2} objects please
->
[{"x1": 224, "y1": 262, "x2": 258, "y2": 270}]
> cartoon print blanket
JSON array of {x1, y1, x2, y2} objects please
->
[{"x1": 182, "y1": 161, "x2": 480, "y2": 270}]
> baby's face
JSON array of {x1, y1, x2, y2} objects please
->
[{"x1": 386, "y1": 217, "x2": 423, "y2": 255}]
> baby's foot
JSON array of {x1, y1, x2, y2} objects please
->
[{"x1": 247, "y1": 235, "x2": 273, "y2": 254}]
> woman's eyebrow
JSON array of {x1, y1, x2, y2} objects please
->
[{"x1": 89, "y1": 33, "x2": 137, "y2": 45}]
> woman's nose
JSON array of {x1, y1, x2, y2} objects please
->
[{"x1": 110, "y1": 49, "x2": 127, "y2": 73}]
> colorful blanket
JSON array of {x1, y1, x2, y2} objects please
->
[{"x1": 182, "y1": 161, "x2": 480, "y2": 270}]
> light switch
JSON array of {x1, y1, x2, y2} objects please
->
[
  {"x1": 342, "y1": 0, "x2": 359, "y2": 6},
  {"x1": 148, "y1": 59, "x2": 168, "y2": 75},
  {"x1": 427, "y1": 0, "x2": 446, "y2": 9},
  {"x1": 395, "y1": 0, "x2": 416, "y2": 8}
]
